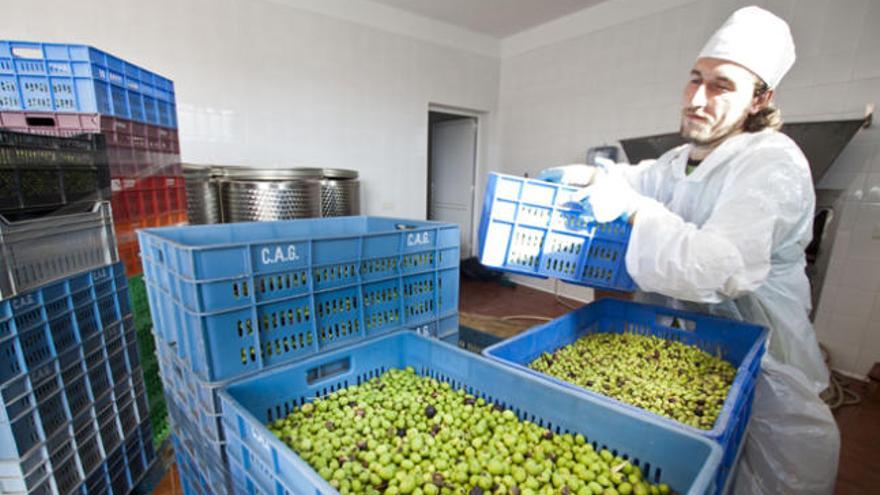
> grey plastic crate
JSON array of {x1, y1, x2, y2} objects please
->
[{"x1": 0, "y1": 202, "x2": 118, "y2": 299}]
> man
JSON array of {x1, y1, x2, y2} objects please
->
[{"x1": 545, "y1": 6, "x2": 840, "y2": 494}]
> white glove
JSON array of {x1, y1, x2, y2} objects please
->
[
  {"x1": 574, "y1": 165, "x2": 653, "y2": 223},
  {"x1": 537, "y1": 163, "x2": 599, "y2": 187}
]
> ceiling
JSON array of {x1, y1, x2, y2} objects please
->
[{"x1": 368, "y1": 0, "x2": 608, "y2": 37}]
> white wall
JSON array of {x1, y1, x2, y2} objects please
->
[
  {"x1": 497, "y1": 0, "x2": 880, "y2": 377},
  {"x1": 1, "y1": 0, "x2": 501, "y2": 220}
]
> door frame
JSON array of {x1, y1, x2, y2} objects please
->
[{"x1": 427, "y1": 103, "x2": 486, "y2": 258}]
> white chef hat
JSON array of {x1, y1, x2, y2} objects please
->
[{"x1": 698, "y1": 6, "x2": 796, "y2": 88}]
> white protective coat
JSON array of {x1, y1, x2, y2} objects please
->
[{"x1": 617, "y1": 129, "x2": 840, "y2": 494}]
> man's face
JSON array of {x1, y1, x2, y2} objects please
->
[{"x1": 680, "y1": 57, "x2": 760, "y2": 145}]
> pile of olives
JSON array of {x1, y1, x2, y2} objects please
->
[
  {"x1": 268, "y1": 367, "x2": 675, "y2": 495},
  {"x1": 529, "y1": 333, "x2": 736, "y2": 429}
]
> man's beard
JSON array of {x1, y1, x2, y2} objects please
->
[{"x1": 680, "y1": 111, "x2": 748, "y2": 147}]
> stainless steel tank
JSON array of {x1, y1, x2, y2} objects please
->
[
  {"x1": 320, "y1": 168, "x2": 360, "y2": 217},
  {"x1": 220, "y1": 167, "x2": 322, "y2": 222},
  {"x1": 182, "y1": 164, "x2": 222, "y2": 225}
]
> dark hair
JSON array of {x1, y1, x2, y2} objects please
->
[{"x1": 744, "y1": 79, "x2": 783, "y2": 132}]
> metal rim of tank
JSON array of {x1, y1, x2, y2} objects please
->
[
  {"x1": 221, "y1": 167, "x2": 324, "y2": 181},
  {"x1": 322, "y1": 168, "x2": 358, "y2": 180}
]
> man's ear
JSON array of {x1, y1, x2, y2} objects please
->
[{"x1": 751, "y1": 88, "x2": 774, "y2": 115}]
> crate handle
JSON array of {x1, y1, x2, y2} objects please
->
[
  {"x1": 25, "y1": 116, "x2": 57, "y2": 128},
  {"x1": 306, "y1": 357, "x2": 351, "y2": 385},
  {"x1": 655, "y1": 314, "x2": 697, "y2": 332},
  {"x1": 11, "y1": 46, "x2": 43, "y2": 59}
]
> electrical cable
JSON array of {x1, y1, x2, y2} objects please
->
[
  {"x1": 492, "y1": 280, "x2": 582, "y2": 324},
  {"x1": 554, "y1": 279, "x2": 579, "y2": 310},
  {"x1": 499, "y1": 315, "x2": 552, "y2": 322},
  {"x1": 819, "y1": 343, "x2": 862, "y2": 410}
]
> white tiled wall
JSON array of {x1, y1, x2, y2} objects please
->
[{"x1": 497, "y1": 0, "x2": 880, "y2": 376}]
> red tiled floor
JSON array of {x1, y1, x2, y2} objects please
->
[{"x1": 833, "y1": 379, "x2": 880, "y2": 494}]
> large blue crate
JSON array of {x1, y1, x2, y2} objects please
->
[
  {"x1": 478, "y1": 172, "x2": 636, "y2": 291},
  {"x1": 0, "y1": 41, "x2": 177, "y2": 128},
  {"x1": 482, "y1": 298, "x2": 767, "y2": 494},
  {"x1": 137, "y1": 216, "x2": 460, "y2": 382},
  {"x1": 219, "y1": 331, "x2": 722, "y2": 495}
]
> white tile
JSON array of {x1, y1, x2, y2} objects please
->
[
  {"x1": 855, "y1": 315, "x2": 880, "y2": 375},
  {"x1": 848, "y1": 227, "x2": 880, "y2": 261},
  {"x1": 841, "y1": 258, "x2": 880, "y2": 292},
  {"x1": 831, "y1": 286, "x2": 876, "y2": 319},
  {"x1": 854, "y1": 346, "x2": 879, "y2": 377},
  {"x1": 826, "y1": 313, "x2": 869, "y2": 346},
  {"x1": 847, "y1": 203, "x2": 880, "y2": 261},
  {"x1": 830, "y1": 142, "x2": 874, "y2": 175},
  {"x1": 818, "y1": 338, "x2": 862, "y2": 374},
  {"x1": 783, "y1": 53, "x2": 816, "y2": 89},
  {"x1": 822, "y1": 0, "x2": 871, "y2": 53},
  {"x1": 816, "y1": 282, "x2": 839, "y2": 318},
  {"x1": 823, "y1": 255, "x2": 846, "y2": 286},
  {"x1": 828, "y1": 229, "x2": 852, "y2": 261},
  {"x1": 789, "y1": 0, "x2": 831, "y2": 58},
  {"x1": 865, "y1": 173, "x2": 880, "y2": 202},
  {"x1": 835, "y1": 202, "x2": 861, "y2": 235},
  {"x1": 870, "y1": 140, "x2": 880, "y2": 173},
  {"x1": 861, "y1": 307, "x2": 880, "y2": 347},
  {"x1": 813, "y1": 309, "x2": 833, "y2": 339},
  {"x1": 872, "y1": 293, "x2": 880, "y2": 320},
  {"x1": 823, "y1": 173, "x2": 866, "y2": 200},
  {"x1": 816, "y1": 51, "x2": 857, "y2": 85},
  {"x1": 837, "y1": 78, "x2": 880, "y2": 116},
  {"x1": 853, "y1": 0, "x2": 880, "y2": 79}
]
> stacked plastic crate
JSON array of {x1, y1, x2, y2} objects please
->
[
  {"x1": 137, "y1": 217, "x2": 462, "y2": 495},
  {"x1": 0, "y1": 40, "x2": 182, "y2": 448},
  {"x1": 0, "y1": 141, "x2": 154, "y2": 494},
  {"x1": 0, "y1": 40, "x2": 186, "y2": 276}
]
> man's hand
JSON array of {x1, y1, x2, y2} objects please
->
[
  {"x1": 537, "y1": 164, "x2": 600, "y2": 187},
  {"x1": 574, "y1": 166, "x2": 651, "y2": 223}
]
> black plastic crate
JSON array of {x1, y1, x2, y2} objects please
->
[{"x1": 0, "y1": 129, "x2": 109, "y2": 218}]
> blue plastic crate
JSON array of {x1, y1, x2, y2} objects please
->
[
  {"x1": 167, "y1": 397, "x2": 230, "y2": 495},
  {"x1": 482, "y1": 298, "x2": 767, "y2": 495},
  {"x1": 51, "y1": 441, "x2": 84, "y2": 495},
  {"x1": 478, "y1": 172, "x2": 636, "y2": 291},
  {"x1": 1, "y1": 388, "x2": 145, "y2": 495},
  {"x1": 173, "y1": 433, "x2": 227, "y2": 495},
  {"x1": 0, "y1": 371, "x2": 71, "y2": 461},
  {"x1": 156, "y1": 339, "x2": 224, "y2": 445},
  {"x1": 82, "y1": 462, "x2": 109, "y2": 495},
  {"x1": 0, "y1": 263, "x2": 128, "y2": 387},
  {"x1": 76, "y1": 428, "x2": 104, "y2": 478},
  {"x1": 138, "y1": 216, "x2": 461, "y2": 381},
  {"x1": 0, "y1": 419, "x2": 71, "y2": 493},
  {"x1": 0, "y1": 41, "x2": 177, "y2": 128},
  {"x1": 219, "y1": 331, "x2": 722, "y2": 495}
]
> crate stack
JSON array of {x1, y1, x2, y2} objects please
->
[
  {"x1": 1, "y1": 40, "x2": 183, "y2": 448},
  {"x1": 0, "y1": 205, "x2": 154, "y2": 491},
  {"x1": 0, "y1": 40, "x2": 186, "y2": 276},
  {"x1": 136, "y1": 217, "x2": 461, "y2": 495}
]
